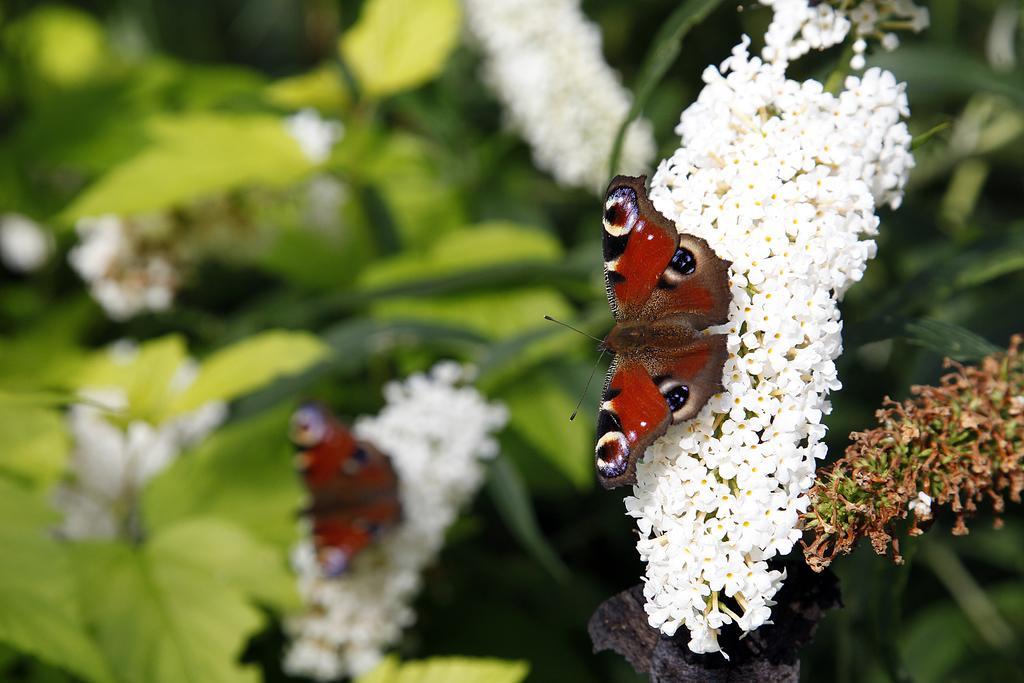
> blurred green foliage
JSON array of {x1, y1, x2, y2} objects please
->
[{"x1": 0, "y1": 0, "x2": 1022, "y2": 682}]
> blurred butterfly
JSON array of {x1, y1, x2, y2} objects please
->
[{"x1": 288, "y1": 403, "x2": 402, "y2": 576}]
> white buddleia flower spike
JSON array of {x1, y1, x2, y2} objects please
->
[
  {"x1": 625, "y1": 35, "x2": 914, "y2": 656},
  {"x1": 462, "y1": 0, "x2": 656, "y2": 193},
  {"x1": 283, "y1": 362, "x2": 508, "y2": 680},
  {"x1": 54, "y1": 347, "x2": 227, "y2": 540}
]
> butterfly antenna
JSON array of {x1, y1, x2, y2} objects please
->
[
  {"x1": 543, "y1": 315, "x2": 603, "y2": 343},
  {"x1": 569, "y1": 348, "x2": 608, "y2": 422}
]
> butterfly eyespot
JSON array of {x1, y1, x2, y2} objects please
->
[
  {"x1": 288, "y1": 404, "x2": 329, "y2": 448},
  {"x1": 664, "y1": 384, "x2": 690, "y2": 412},
  {"x1": 669, "y1": 247, "x2": 697, "y2": 275},
  {"x1": 353, "y1": 447, "x2": 369, "y2": 464}
]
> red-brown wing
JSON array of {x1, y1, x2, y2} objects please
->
[
  {"x1": 645, "y1": 333, "x2": 729, "y2": 424},
  {"x1": 596, "y1": 334, "x2": 729, "y2": 489},
  {"x1": 289, "y1": 404, "x2": 402, "y2": 576},
  {"x1": 310, "y1": 498, "x2": 402, "y2": 576},
  {"x1": 603, "y1": 175, "x2": 731, "y2": 327},
  {"x1": 603, "y1": 175, "x2": 678, "y2": 321},
  {"x1": 595, "y1": 356, "x2": 671, "y2": 489}
]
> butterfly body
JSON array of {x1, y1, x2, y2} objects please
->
[
  {"x1": 289, "y1": 403, "x2": 402, "y2": 576},
  {"x1": 596, "y1": 176, "x2": 732, "y2": 489}
]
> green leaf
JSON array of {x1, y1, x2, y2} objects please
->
[
  {"x1": 357, "y1": 656, "x2": 529, "y2": 683},
  {"x1": 0, "y1": 479, "x2": 113, "y2": 683},
  {"x1": 607, "y1": 0, "x2": 726, "y2": 175},
  {"x1": 144, "y1": 407, "x2": 302, "y2": 549},
  {"x1": 61, "y1": 113, "x2": 313, "y2": 220},
  {"x1": 499, "y1": 370, "x2": 594, "y2": 489},
  {"x1": 73, "y1": 336, "x2": 188, "y2": 424},
  {"x1": 371, "y1": 287, "x2": 574, "y2": 340},
  {"x1": 0, "y1": 405, "x2": 69, "y2": 487},
  {"x1": 168, "y1": 331, "x2": 328, "y2": 415},
  {"x1": 4, "y1": 6, "x2": 109, "y2": 92},
  {"x1": 903, "y1": 319, "x2": 1001, "y2": 361},
  {"x1": 72, "y1": 521, "x2": 278, "y2": 683},
  {"x1": 264, "y1": 63, "x2": 350, "y2": 112},
  {"x1": 871, "y1": 47, "x2": 1024, "y2": 109},
  {"x1": 339, "y1": 0, "x2": 460, "y2": 99},
  {"x1": 485, "y1": 457, "x2": 569, "y2": 582},
  {"x1": 147, "y1": 518, "x2": 298, "y2": 612},
  {"x1": 358, "y1": 222, "x2": 563, "y2": 288}
]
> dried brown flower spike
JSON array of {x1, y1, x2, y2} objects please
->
[{"x1": 803, "y1": 334, "x2": 1024, "y2": 571}]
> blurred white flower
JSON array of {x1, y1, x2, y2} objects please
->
[
  {"x1": 463, "y1": 0, "x2": 656, "y2": 193},
  {"x1": 626, "y1": 35, "x2": 914, "y2": 656},
  {"x1": 303, "y1": 174, "x2": 348, "y2": 234},
  {"x1": 69, "y1": 215, "x2": 180, "y2": 321},
  {"x1": 760, "y1": 0, "x2": 929, "y2": 70},
  {"x1": 285, "y1": 108, "x2": 344, "y2": 164},
  {"x1": 284, "y1": 362, "x2": 508, "y2": 680},
  {"x1": 54, "y1": 354, "x2": 227, "y2": 540},
  {"x1": 0, "y1": 213, "x2": 53, "y2": 273}
]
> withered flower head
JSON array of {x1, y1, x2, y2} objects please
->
[{"x1": 803, "y1": 335, "x2": 1024, "y2": 571}]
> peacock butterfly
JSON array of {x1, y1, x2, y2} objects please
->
[
  {"x1": 288, "y1": 403, "x2": 402, "y2": 576},
  {"x1": 596, "y1": 175, "x2": 732, "y2": 489}
]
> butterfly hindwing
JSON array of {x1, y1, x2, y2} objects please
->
[
  {"x1": 289, "y1": 403, "x2": 402, "y2": 576},
  {"x1": 595, "y1": 357, "x2": 671, "y2": 489}
]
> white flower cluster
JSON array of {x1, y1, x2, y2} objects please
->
[
  {"x1": 285, "y1": 108, "x2": 344, "y2": 164},
  {"x1": 55, "y1": 352, "x2": 226, "y2": 540},
  {"x1": 760, "y1": 0, "x2": 929, "y2": 69},
  {"x1": 463, "y1": 0, "x2": 656, "y2": 193},
  {"x1": 625, "y1": 35, "x2": 914, "y2": 656},
  {"x1": 0, "y1": 213, "x2": 53, "y2": 273},
  {"x1": 283, "y1": 362, "x2": 508, "y2": 680},
  {"x1": 69, "y1": 215, "x2": 180, "y2": 320}
]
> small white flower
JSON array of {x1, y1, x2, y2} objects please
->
[
  {"x1": 908, "y1": 491, "x2": 933, "y2": 519},
  {"x1": 283, "y1": 363, "x2": 508, "y2": 680},
  {"x1": 0, "y1": 214, "x2": 53, "y2": 273},
  {"x1": 462, "y1": 0, "x2": 656, "y2": 193},
  {"x1": 285, "y1": 108, "x2": 344, "y2": 164}
]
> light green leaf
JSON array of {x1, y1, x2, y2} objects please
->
[
  {"x1": 358, "y1": 222, "x2": 564, "y2": 288},
  {"x1": 144, "y1": 407, "x2": 302, "y2": 549},
  {"x1": 372, "y1": 288, "x2": 574, "y2": 340},
  {"x1": 72, "y1": 521, "x2": 277, "y2": 683},
  {"x1": 0, "y1": 480, "x2": 113, "y2": 683},
  {"x1": 168, "y1": 331, "x2": 328, "y2": 415},
  {"x1": 147, "y1": 518, "x2": 298, "y2": 612},
  {"x1": 61, "y1": 113, "x2": 313, "y2": 220},
  {"x1": 4, "y1": 6, "x2": 109, "y2": 91},
  {"x1": 903, "y1": 319, "x2": 1001, "y2": 361},
  {"x1": 499, "y1": 372, "x2": 594, "y2": 489},
  {"x1": 0, "y1": 406, "x2": 69, "y2": 487},
  {"x1": 485, "y1": 457, "x2": 568, "y2": 582},
  {"x1": 358, "y1": 656, "x2": 529, "y2": 683},
  {"x1": 339, "y1": 0, "x2": 460, "y2": 98},
  {"x1": 265, "y1": 63, "x2": 350, "y2": 112},
  {"x1": 73, "y1": 336, "x2": 188, "y2": 424}
]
